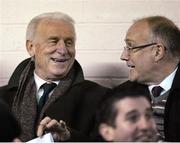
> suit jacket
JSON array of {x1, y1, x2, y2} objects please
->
[
  {"x1": 117, "y1": 64, "x2": 180, "y2": 141},
  {"x1": 0, "y1": 58, "x2": 109, "y2": 141}
]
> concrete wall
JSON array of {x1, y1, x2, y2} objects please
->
[{"x1": 1, "y1": 0, "x2": 180, "y2": 87}]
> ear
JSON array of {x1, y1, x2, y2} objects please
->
[
  {"x1": 154, "y1": 44, "x2": 165, "y2": 62},
  {"x1": 99, "y1": 123, "x2": 115, "y2": 141},
  {"x1": 26, "y1": 40, "x2": 35, "y2": 57}
]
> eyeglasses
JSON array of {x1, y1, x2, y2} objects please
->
[{"x1": 124, "y1": 43, "x2": 157, "y2": 54}]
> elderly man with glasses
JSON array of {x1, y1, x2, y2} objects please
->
[{"x1": 119, "y1": 16, "x2": 180, "y2": 141}]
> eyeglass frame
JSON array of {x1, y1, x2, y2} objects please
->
[{"x1": 124, "y1": 43, "x2": 157, "y2": 54}]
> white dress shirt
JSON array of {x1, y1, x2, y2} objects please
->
[
  {"x1": 34, "y1": 72, "x2": 59, "y2": 103},
  {"x1": 149, "y1": 67, "x2": 178, "y2": 96}
]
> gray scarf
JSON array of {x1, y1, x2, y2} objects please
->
[{"x1": 12, "y1": 60, "x2": 75, "y2": 141}]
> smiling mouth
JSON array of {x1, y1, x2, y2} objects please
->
[
  {"x1": 134, "y1": 134, "x2": 152, "y2": 142},
  {"x1": 127, "y1": 65, "x2": 135, "y2": 68},
  {"x1": 134, "y1": 131, "x2": 158, "y2": 142},
  {"x1": 51, "y1": 58, "x2": 69, "y2": 63}
]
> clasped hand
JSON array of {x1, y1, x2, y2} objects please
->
[{"x1": 37, "y1": 116, "x2": 70, "y2": 141}]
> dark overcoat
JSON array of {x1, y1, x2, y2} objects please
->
[{"x1": 0, "y1": 58, "x2": 109, "y2": 141}]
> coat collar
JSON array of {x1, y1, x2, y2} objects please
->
[
  {"x1": 170, "y1": 63, "x2": 180, "y2": 91},
  {"x1": 7, "y1": 58, "x2": 84, "y2": 89}
]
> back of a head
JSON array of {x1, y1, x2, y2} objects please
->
[
  {"x1": 26, "y1": 12, "x2": 76, "y2": 41},
  {"x1": 0, "y1": 100, "x2": 21, "y2": 141}
]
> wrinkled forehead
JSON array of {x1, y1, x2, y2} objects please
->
[{"x1": 35, "y1": 19, "x2": 76, "y2": 39}]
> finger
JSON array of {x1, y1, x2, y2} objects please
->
[
  {"x1": 59, "y1": 120, "x2": 67, "y2": 130},
  {"x1": 46, "y1": 119, "x2": 58, "y2": 128},
  {"x1": 37, "y1": 123, "x2": 46, "y2": 137},
  {"x1": 12, "y1": 138, "x2": 22, "y2": 143},
  {"x1": 44, "y1": 119, "x2": 60, "y2": 134},
  {"x1": 37, "y1": 116, "x2": 51, "y2": 137},
  {"x1": 40, "y1": 116, "x2": 51, "y2": 125},
  {"x1": 46, "y1": 119, "x2": 66, "y2": 133},
  {"x1": 44, "y1": 119, "x2": 70, "y2": 141}
]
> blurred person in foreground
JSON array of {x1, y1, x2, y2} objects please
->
[
  {"x1": 120, "y1": 16, "x2": 180, "y2": 141},
  {"x1": 97, "y1": 86, "x2": 159, "y2": 142},
  {"x1": 0, "y1": 12, "x2": 109, "y2": 142},
  {"x1": 0, "y1": 99, "x2": 21, "y2": 142}
]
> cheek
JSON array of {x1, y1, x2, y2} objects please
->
[
  {"x1": 115, "y1": 127, "x2": 136, "y2": 141},
  {"x1": 34, "y1": 50, "x2": 49, "y2": 68},
  {"x1": 138, "y1": 54, "x2": 153, "y2": 67},
  {"x1": 134, "y1": 57, "x2": 153, "y2": 75},
  {"x1": 34, "y1": 46, "x2": 46, "y2": 58},
  {"x1": 151, "y1": 120, "x2": 157, "y2": 130},
  {"x1": 68, "y1": 48, "x2": 76, "y2": 56},
  {"x1": 115, "y1": 121, "x2": 136, "y2": 141},
  {"x1": 128, "y1": 69, "x2": 139, "y2": 82}
]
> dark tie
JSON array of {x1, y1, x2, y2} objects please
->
[
  {"x1": 152, "y1": 86, "x2": 163, "y2": 97},
  {"x1": 38, "y1": 83, "x2": 57, "y2": 113}
]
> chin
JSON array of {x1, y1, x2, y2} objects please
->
[
  {"x1": 128, "y1": 73, "x2": 140, "y2": 82},
  {"x1": 55, "y1": 72, "x2": 68, "y2": 78},
  {"x1": 49, "y1": 70, "x2": 67, "y2": 79},
  {"x1": 128, "y1": 76, "x2": 136, "y2": 82}
]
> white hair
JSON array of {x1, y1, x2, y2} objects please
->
[{"x1": 26, "y1": 12, "x2": 75, "y2": 41}]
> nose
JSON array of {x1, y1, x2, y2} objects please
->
[
  {"x1": 56, "y1": 40, "x2": 68, "y2": 54},
  {"x1": 138, "y1": 117, "x2": 151, "y2": 130},
  {"x1": 120, "y1": 48, "x2": 129, "y2": 61}
]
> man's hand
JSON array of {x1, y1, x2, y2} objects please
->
[{"x1": 37, "y1": 116, "x2": 70, "y2": 141}]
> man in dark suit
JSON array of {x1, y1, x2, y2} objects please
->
[
  {"x1": 0, "y1": 12, "x2": 109, "y2": 142},
  {"x1": 120, "y1": 16, "x2": 180, "y2": 141}
]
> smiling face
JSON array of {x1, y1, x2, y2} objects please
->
[
  {"x1": 120, "y1": 21, "x2": 157, "y2": 84},
  {"x1": 100, "y1": 97, "x2": 157, "y2": 142},
  {"x1": 112, "y1": 97, "x2": 157, "y2": 142},
  {"x1": 26, "y1": 19, "x2": 76, "y2": 81}
]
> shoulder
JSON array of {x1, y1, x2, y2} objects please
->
[
  {"x1": 74, "y1": 80, "x2": 109, "y2": 92},
  {"x1": 68, "y1": 80, "x2": 110, "y2": 102},
  {"x1": 8, "y1": 58, "x2": 31, "y2": 87},
  {"x1": 116, "y1": 80, "x2": 147, "y2": 89},
  {"x1": 114, "y1": 80, "x2": 149, "y2": 96}
]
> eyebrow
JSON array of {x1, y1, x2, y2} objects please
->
[
  {"x1": 126, "y1": 109, "x2": 138, "y2": 117},
  {"x1": 47, "y1": 36, "x2": 59, "y2": 41},
  {"x1": 126, "y1": 107, "x2": 151, "y2": 116},
  {"x1": 47, "y1": 36, "x2": 75, "y2": 41},
  {"x1": 125, "y1": 39, "x2": 137, "y2": 45},
  {"x1": 125, "y1": 38, "x2": 134, "y2": 42}
]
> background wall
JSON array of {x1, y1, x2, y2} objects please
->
[{"x1": 0, "y1": 0, "x2": 180, "y2": 88}]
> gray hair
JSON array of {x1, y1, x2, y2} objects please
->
[{"x1": 26, "y1": 12, "x2": 75, "y2": 41}]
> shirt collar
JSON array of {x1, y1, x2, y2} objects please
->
[
  {"x1": 149, "y1": 66, "x2": 178, "y2": 94},
  {"x1": 34, "y1": 71, "x2": 59, "y2": 92}
]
